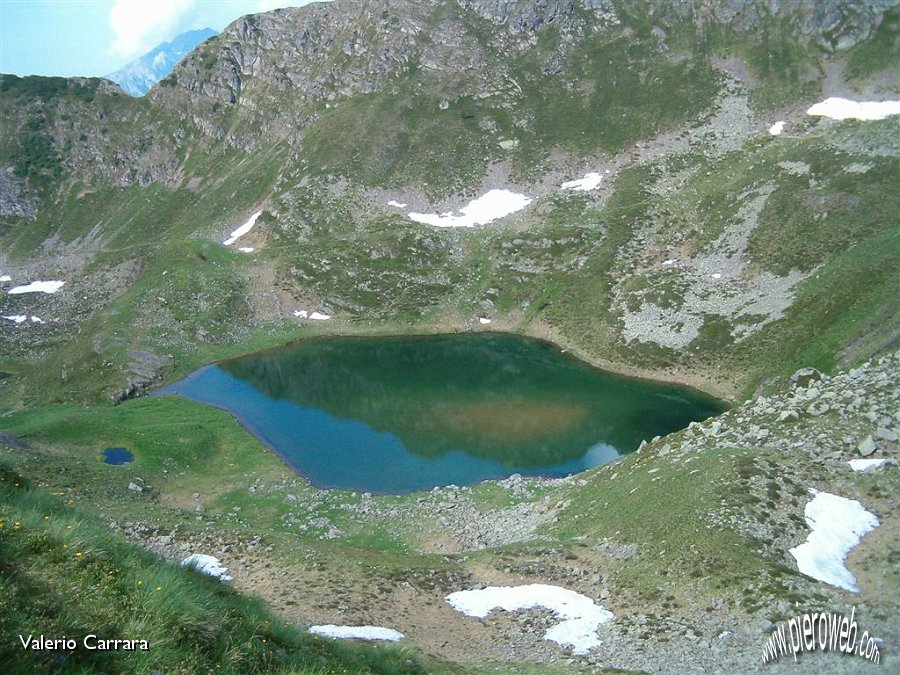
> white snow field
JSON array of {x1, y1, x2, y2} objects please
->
[
  {"x1": 807, "y1": 97, "x2": 900, "y2": 121},
  {"x1": 768, "y1": 120, "x2": 785, "y2": 135},
  {"x1": 293, "y1": 309, "x2": 331, "y2": 320},
  {"x1": 180, "y1": 554, "x2": 233, "y2": 582},
  {"x1": 408, "y1": 189, "x2": 531, "y2": 228},
  {"x1": 8, "y1": 280, "x2": 64, "y2": 294},
  {"x1": 788, "y1": 489, "x2": 879, "y2": 592},
  {"x1": 308, "y1": 625, "x2": 404, "y2": 641},
  {"x1": 223, "y1": 211, "x2": 262, "y2": 246},
  {"x1": 848, "y1": 458, "x2": 887, "y2": 472},
  {"x1": 561, "y1": 172, "x2": 604, "y2": 191},
  {"x1": 446, "y1": 584, "x2": 614, "y2": 654}
]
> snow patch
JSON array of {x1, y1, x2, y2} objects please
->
[
  {"x1": 446, "y1": 584, "x2": 614, "y2": 655},
  {"x1": 223, "y1": 210, "x2": 262, "y2": 246},
  {"x1": 30, "y1": 316, "x2": 44, "y2": 324},
  {"x1": 8, "y1": 280, "x2": 64, "y2": 295},
  {"x1": 561, "y1": 172, "x2": 603, "y2": 192},
  {"x1": 387, "y1": 200, "x2": 407, "y2": 208},
  {"x1": 662, "y1": 259, "x2": 677, "y2": 266},
  {"x1": 0, "y1": 275, "x2": 11, "y2": 282},
  {"x1": 768, "y1": 120, "x2": 785, "y2": 135},
  {"x1": 237, "y1": 246, "x2": 254, "y2": 253},
  {"x1": 478, "y1": 317, "x2": 492, "y2": 325},
  {"x1": 788, "y1": 489, "x2": 879, "y2": 592},
  {"x1": 294, "y1": 309, "x2": 330, "y2": 320},
  {"x1": 408, "y1": 189, "x2": 531, "y2": 228},
  {"x1": 309, "y1": 625, "x2": 404, "y2": 641},
  {"x1": 806, "y1": 97, "x2": 900, "y2": 121},
  {"x1": 3, "y1": 315, "x2": 27, "y2": 324},
  {"x1": 848, "y1": 458, "x2": 886, "y2": 472},
  {"x1": 180, "y1": 554, "x2": 233, "y2": 582}
]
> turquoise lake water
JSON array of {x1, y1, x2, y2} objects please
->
[{"x1": 159, "y1": 334, "x2": 724, "y2": 493}]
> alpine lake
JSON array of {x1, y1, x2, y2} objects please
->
[{"x1": 159, "y1": 333, "x2": 724, "y2": 493}]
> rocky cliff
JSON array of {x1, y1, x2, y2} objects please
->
[{"x1": 106, "y1": 28, "x2": 218, "y2": 97}]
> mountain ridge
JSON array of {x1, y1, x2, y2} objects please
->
[{"x1": 106, "y1": 27, "x2": 217, "y2": 97}]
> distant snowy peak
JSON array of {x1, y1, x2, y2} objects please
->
[{"x1": 106, "y1": 28, "x2": 217, "y2": 97}]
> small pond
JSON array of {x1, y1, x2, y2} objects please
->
[
  {"x1": 103, "y1": 447, "x2": 134, "y2": 465},
  {"x1": 159, "y1": 334, "x2": 724, "y2": 493}
]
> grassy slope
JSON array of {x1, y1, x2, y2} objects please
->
[
  {"x1": 0, "y1": 463, "x2": 444, "y2": 675},
  {"x1": 552, "y1": 446, "x2": 801, "y2": 611}
]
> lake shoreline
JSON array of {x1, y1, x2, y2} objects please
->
[
  {"x1": 158, "y1": 331, "x2": 725, "y2": 493},
  {"x1": 519, "y1": 319, "x2": 741, "y2": 404},
  {"x1": 152, "y1": 317, "x2": 738, "y2": 408}
]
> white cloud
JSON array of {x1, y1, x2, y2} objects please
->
[{"x1": 109, "y1": 0, "x2": 195, "y2": 57}]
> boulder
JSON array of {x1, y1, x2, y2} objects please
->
[
  {"x1": 874, "y1": 427, "x2": 898, "y2": 443},
  {"x1": 807, "y1": 402, "x2": 830, "y2": 416},
  {"x1": 790, "y1": 367, "x2": 823, "y2": 388},
  {"x1": 857, "y1": 435, "x2": 877, "y2": 457}
]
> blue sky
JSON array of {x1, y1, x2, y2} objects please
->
[{"x1": 0, "y1": 0, "x2": 319, "y2": 77}]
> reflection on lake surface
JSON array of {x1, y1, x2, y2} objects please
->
[{"x1": 159, "y1": 334, "x2": 724, "y2": 493}]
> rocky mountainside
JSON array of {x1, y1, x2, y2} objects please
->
[
  {"x1": 1, "y1": 0, "x2": 897, "y2": 408},
  {"x1": 106, "y1": 28, "x2": 218, "y2": 97}
]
